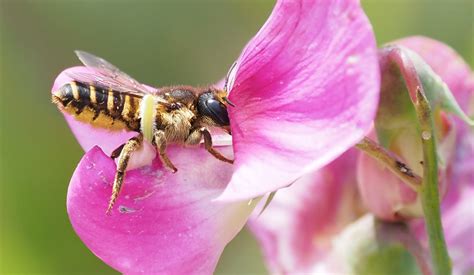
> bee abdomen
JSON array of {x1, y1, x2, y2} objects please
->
[
  {"x1": 52, "y1": 81, "x2": 87, "y2": 113},
  {"x1": 52, "y1": 81, "x2": 141, "y2": 131}
]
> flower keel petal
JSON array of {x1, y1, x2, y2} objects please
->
[{"x1": 67, "y1": 146, "x2": 255, "y2": 274}]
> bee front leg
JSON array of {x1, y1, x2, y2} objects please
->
[
  {"x1": 107, "y1": 134, "x2": 143, "y2": 214},
  {"x1": 200, "y1": 128, "x2": 234, "y2": 164},
  {"x1": 154, "y1": 130, "x2": 178, "y2": 173}
]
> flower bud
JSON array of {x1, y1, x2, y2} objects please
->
[{"x1": 357, "y1": 38, "x2": 471, "y2": 220}]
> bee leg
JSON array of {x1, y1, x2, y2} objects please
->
[
  {"x1": 110, "y1": 143, "x2": 125, "y2": 159},
  {"x1": 154, "y1": 130, "x2": 178, "y2": 173},
  {"x1": 200, "y1": 128, "x2": 234, "y2": 164},
  {"x1": 106, "y1": 135, "x2": 143, "y2": 214}
]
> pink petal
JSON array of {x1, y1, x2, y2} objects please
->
[
  {"x1": 248, "y1": 150, "x2": 363, "y2": 273},
  {"x1": 441, "y1": 185, "x2": 474, "y2": 274},
  {"x1": 222, "y1": 0, "x2": 379, "y2": 200},
  {"x1": 67, "y1": 146, "x2": 256, "y2": 274}
]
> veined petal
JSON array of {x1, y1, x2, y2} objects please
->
[
  {"x1": 67, "y1": 146, "x2": 256, "y2": 274},
  {"x1": 248, "y1": 150, "x2": 363, "y2": 273},
  {"x1": 222, "y1": 0, "x2": 380, "y2": 200}
]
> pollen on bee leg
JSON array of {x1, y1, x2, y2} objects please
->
[{"x1": 108, "y1": 135, "x2": 147, "y2": 213}]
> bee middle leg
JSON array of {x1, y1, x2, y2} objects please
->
[
  {"x1": 198, "y1": 128, "x2": 234, "y2": 164},
  {"x1": 107, "y1": 134, "x2": 143, "y2": 214},
  {"x1": 153, "y1": 130, "x2": 178, "y2": 173}
]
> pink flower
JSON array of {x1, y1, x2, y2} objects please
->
[
  {"x1": 222, "y1": 0, "x2": 379, "y2": 201},
  {"x1": 52, "y1": 0, "x2": 379, "y2": 273},
  {"x1": 249, "y1": 36, "x2": 473, "y2": 274}
]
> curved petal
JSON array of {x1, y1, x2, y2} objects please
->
[
  {"x1": 222, "y1": 0, "x2": 380, "y2": 200},
  {"x1": 67, "y1": 146, "x2": 256, "y2": 274},
  {"x1": 248, "y1": 150, "x2": 363, "y2": 273}
]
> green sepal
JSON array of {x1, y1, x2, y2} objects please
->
[{"x1": 403, "y1": 47, "x2": 473, "y2": 126}]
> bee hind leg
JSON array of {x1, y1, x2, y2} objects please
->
[
  {"x1": 106, "y1": 135, "x2": 143, "y2": 214},
  {"x1": 154, "y1": 130, "x2": 178, "y2": 173},
  {"x1": 200, "y1": 128, "x2": 234, "y2": 164}
]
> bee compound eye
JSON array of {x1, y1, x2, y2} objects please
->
[
  {"x1": 198, "y1": 97, "x2": 230, "y2": 126},
  {"x1": 207, "y1": 99, "x2": 230, "y2": 126}
]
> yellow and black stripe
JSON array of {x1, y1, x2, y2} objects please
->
[{"x1": 52, "y1": 81, "x2": 141, "y2": 131}]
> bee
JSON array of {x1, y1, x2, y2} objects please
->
[{"x1": 52, "y1": 51, "x2": 235, "y2": 213}]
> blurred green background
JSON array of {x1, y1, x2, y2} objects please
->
[{"x1": 0, "y1": 0, "x2": 472, "y2": 274}]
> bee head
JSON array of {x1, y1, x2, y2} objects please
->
[{"x1": 197, "y1": 88, "x2": 234, "y2": 127}]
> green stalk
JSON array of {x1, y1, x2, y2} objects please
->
[
  {"x1": 415, "y1": 88, "x2": 451, "y2": 275},
  {"x1": 355, "y1": 136, "x2": 422, "y2": 192}
]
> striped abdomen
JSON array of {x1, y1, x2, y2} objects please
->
[{"x1": 52, "y1": 81, "x2": 141, "y2": 131}]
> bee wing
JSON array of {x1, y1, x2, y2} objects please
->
[{"x1": 67, "y1": 50, "x2": 157, "y2": 96}]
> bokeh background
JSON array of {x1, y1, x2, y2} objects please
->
[{"x1": 0, "y1": 0, "x2": 472, "y2": 273}]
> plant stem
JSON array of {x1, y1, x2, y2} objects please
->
[
  {"x1": 415, "y1": 88, "x2": 451, "y2": 275},
  {"x1": 355, "y1": 136, "x2": 422, "y2": 191}
]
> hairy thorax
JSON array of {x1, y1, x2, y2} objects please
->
[{"x1": 160, "y1": 108, "x2": 196, "y2": 143}]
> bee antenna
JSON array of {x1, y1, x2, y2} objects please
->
[
  {"x1": 224, "y1": 61, "x2": 237, "y2": 92},
  {"x1": 224, "y1": 97, "x2": 235, "y2": 107}
]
